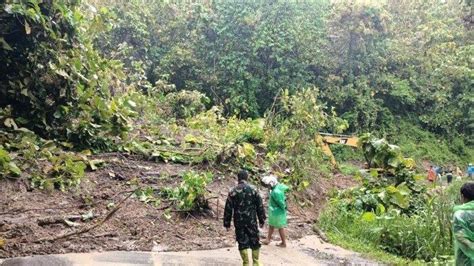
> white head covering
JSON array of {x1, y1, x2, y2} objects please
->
[{"x1": 262, "y1": 175, "x2": 278, "y2": 187}]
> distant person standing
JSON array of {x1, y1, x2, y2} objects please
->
[
  {"x1": 427, "y1": 166, "x2": 436, "y2": 183},
  {"x1": 447, "y1": 168, "x2": 454, "y2": 184},
  {"x1": 434, "y1": 166, "x2": 442, "y2": 181},
  {"x1": 224, "y1": 170, "x2": 266, "y2": 266},
  {"x1": 453, "y1": 182, "x2": 474, "y2": 265},
  {"x1": 261, "y1": 175, "x2": 289, "y2": 248},
  {"x1": 468, "y1": 164, "x2": 474, "y2": 179}
]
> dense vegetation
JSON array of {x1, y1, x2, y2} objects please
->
[
  {"x1": 1, "y1": 0, "x2": 473, "y2": 160},
  {"x1": 0, "y1": 0, "x2": 472, "y2": 263},
  {"x1": 91, "y1": 0, "x2": 473, "y2": 160},
  {"x1": 319, "y1": 134, "x2": 461, "y2": 262}
]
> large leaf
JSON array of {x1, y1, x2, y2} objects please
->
[
  {"x1": 0, "y1": 37, "x2": 13, "y2": 51},
  {"x1": 8, "y1": 162, "x2": 21, "y2": 176},
  {"x1": 361, "y1": 212, "x2": 376, "y2": 222}
]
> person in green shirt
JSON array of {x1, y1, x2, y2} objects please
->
[
  {"x1": 261, "y1": 175, "x2": 289, "y2": 248},
  {"x1": 453, "y1": 182, "x2": 474, "y2": 265}
]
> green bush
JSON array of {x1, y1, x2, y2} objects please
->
[
  {"x1": 187, "y1": 107, "x2": 265, "y2": 144},
  {"x1": 265, "y1": 89, "x2": 345, "y2": 190},
  {"x1": 0, "y1": 1, "x2": 132, "y2": 150},
  {"x1": 162, "y1": 171, "x2": 213, "y2": 211},
  {"x1": 319, "y1": 179, "x2": 463, "y2": 262},
  {"x1": 0, "y1": 147, "x2": 21, "y2": 178},
  {"x1": 164, "y1": 90, "x2": 209, "y2": 119},
  {"x1": 0, "y1": 124, "x2": 88, "y2": 190},
  {"x1": 331, "y1": 144, "x2": 364, "y2": 162},
  {"x1": 338, "y1": 163, "x2": 360, "y2": 176}
]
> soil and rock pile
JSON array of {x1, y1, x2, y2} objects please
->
[{"x1": 0, "y1": 153, "x2": 357, "y2": 258}]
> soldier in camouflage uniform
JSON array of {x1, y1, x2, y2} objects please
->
[{"x1": 224, "y1": 170, "x2": 266, "y2": 266}]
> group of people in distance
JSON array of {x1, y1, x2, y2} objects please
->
[
  {"x1": 428, "y1": 163, "x2": 474, "y2": 184},
  {"x1": 223, "y1": 170, "x2": 288, "y2": 266}
]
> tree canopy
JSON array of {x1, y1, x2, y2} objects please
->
[{"x1": 0, "y1": 0, "x2": 472, "y2": 160}]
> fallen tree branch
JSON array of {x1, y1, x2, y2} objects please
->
[
  {"x1": 92, "y1": 232, "x2": 119, "y2": 238},
  {"x1": 34, "y1": 191, "x2": 134, "y2": 243},
  {"x1": 0, "y1": 206, "x2": 83, "y2": 216},
  {"x1": 37, "y1": 215, "x2": 96, "y2": 226},
  {"x1": 156, "y1": 203, "x2": 173, "y2": 211}
]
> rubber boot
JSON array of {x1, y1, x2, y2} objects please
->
[
  {"x1": 252, "y1": 248, "x2": 261, "y2": 266},
  {"x1": 239, "y1": 249, "x2": 250, "y2": 266}
]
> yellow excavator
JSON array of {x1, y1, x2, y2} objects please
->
[{"x1": 315, "y1": 133, "x2": 359, "y2": 168}]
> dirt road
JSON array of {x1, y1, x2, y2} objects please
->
[{"x1": 0, "y1": 235, "x2": 377, "y2": 266}]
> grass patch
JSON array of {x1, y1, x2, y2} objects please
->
[
  {"x1": 322, "y1": 230, "x2": 420, "y2": 265},
  {"x1": 338, "y1": 163, "x2": 360, "y2": 176}
]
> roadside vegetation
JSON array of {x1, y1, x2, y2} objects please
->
[{"x1": 319, "y1": 134, "x2": 464, "y2": 263}]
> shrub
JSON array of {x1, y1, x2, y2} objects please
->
[
  {"x1": 265, "y1": 88, "x2": 347, "y2": 190},
  {"x1": 187, "y1": 107, "x2": 265, "y2": 144},
  {"x1": 0, "y1": 1, "x2": 132, "y2": 150},
  {"x1": 164, "y1": 90, "x2": 209, "y2": 119},
  {"x1": 30, "y1": 153, "x2": 87, "y2": 191},
  {"x1": 0, "y1": 147, "x2": 21, "y2": 178},
  {"x1": 162, "y1": 171, "x2": 213, "y2": 211},
  {"x1": 319, "y1": 181, "x2": 460, "y2": 262}
]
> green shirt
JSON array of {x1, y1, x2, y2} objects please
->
[{"x1": 453, "y1": 201, "x2": 474, "y2": 266}]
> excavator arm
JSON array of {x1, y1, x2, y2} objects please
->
[{"x1": 315, "y1": 133, "x2": 359, "y2": 168}]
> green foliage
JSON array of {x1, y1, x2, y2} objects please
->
[
  {"x1": 133, "y1": 187, "x2": 161, "y2": 206},
  {"x1": 392, "y1": 121, "x2": 473, "y2": 165},
  {"x1": 320, "y1": 181, "x2": 463, "y2": 262},
  {"x1": 92, "y1": 0, "x2": 472, "y2": 161},
  {"x1": 331, "y1": 144, "x2": 364, "y2": 162},
  {"x1": 187, "y1": 107, "x2": 265, "y2": 144},
  {"x1": 182, "y1": 107, "x2": 266, "y2": 169},
  {"x1": 94, "y1": 1, "x2": 330, "y2": 117},
  {"x1": 340, "y1": 135, "x2": 425, "y2": 213},
  {"x1": 338, "y1": 163, "x2": 360, "y2": 176},
  {"x1": 320, "y1": 134, "x2": 465, "y2": 262},
  {"x1": 0, "y1": 1, "x2": 131, "y2": 150},
  {"x1": 0, "y1": 124, "x2": 88, "y2": 190},
  {"x1": 163, "y1": 90, "x2": 209, "y2": 119},
  {"x1": 265, "y1": 89, "x2": 346, "y2": 189},
  {"x1": 162, "y1": 171, "x2": 213, "y2": 211},
  {"x1": 122, "y1": 139, "x2": 195, "y2": 164},
  {"x1": 316, "y1": 228, "x2": 416, "y2": 265},
  {"x1": 0, "y1": 147, "x2": 21, "y2": 178},
  {"x1": 31, "y1": 153, "x2": 87, "y2": 191},
  {"x1": 359, "y1": 133, "x2": 416, "y2": 170}
]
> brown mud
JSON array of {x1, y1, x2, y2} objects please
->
[{"x1": 0, "y1": 154, "x2": 357, "y2": 258}]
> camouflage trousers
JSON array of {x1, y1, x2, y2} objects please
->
[{"x1": 235, "y1": 224, "x2": 261, "y2": 250}]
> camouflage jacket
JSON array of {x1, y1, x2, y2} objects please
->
[{"x1": 223, "y1": 181, "x2": 266, "y2": 229}]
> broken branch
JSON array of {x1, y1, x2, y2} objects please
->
[{"x1": 34, "y1": 191, "x2": 134, "y2": 243}]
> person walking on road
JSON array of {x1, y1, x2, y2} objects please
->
[
  {"x1": 224, "y1": 170, "x2": 266, "y2": 266},
  {"x1": 453, "y1": 182, "x2": 474, "y2": 265},
  {"x1": 261, "y1": 175, "x2": 289, "y2": 248}
]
